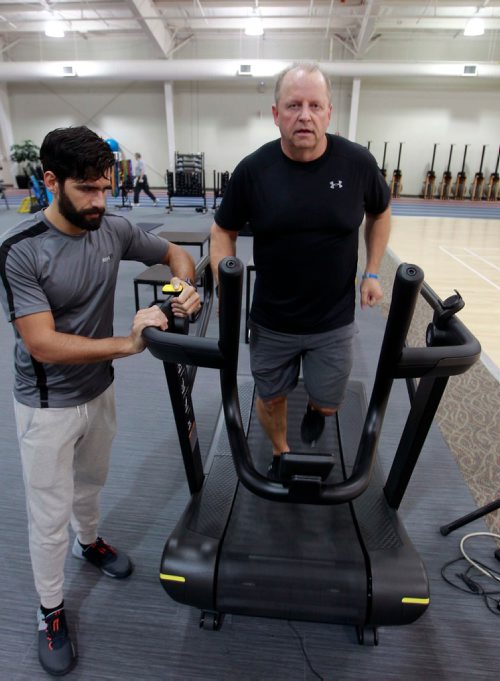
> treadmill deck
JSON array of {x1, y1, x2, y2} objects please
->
[{"x1": 161, "y1": 380, "x2": 429, "y2": 627}]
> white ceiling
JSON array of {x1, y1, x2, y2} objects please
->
[{"x1": 0, "y1": 1, "x2": 499, "y2": 60}]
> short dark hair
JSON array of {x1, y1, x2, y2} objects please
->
[{"x1": 40, "y1": 126, "x2": 115, "y2": 183}]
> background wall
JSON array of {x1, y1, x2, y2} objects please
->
[
  {"x1": 5, "y1": 81, "x2": 168, "y2": 186},
  {"x1": 2, "y1": 34, "x2": 500, "y2": 196},
  {"x1": 358, "y1": 84, "x2": 500, "y2": 195},
  {"x1": 172, "y1": 79, "x2": 353, "y2": 179}
]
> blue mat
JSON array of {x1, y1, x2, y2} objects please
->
[{"x1": 391, "y1": 198, "x2": 500, "y2": 219}]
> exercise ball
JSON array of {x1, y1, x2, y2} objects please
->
[{"x1": 106, "y1": 138, "x2": 120, "y2": 152}]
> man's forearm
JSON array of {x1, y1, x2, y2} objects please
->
[
  {"x1": 364, "y1": 205, "x2": 391, "y2": 273},
  {"x1": 210, "y1": 222, "x2": 237, "y2": 284},
  {"x1": 163, "y1": 243, "x2": 196, "y2": 281},
  {"x1": 14, "y1": 306, "x2": 168, "y2": 365},
  {"x1": 21, "y1": 329, "x2": 136, "y2": 365}
]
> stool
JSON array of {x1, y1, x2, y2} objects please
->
[
  {"x1": 157, "y1": 230, "x2": 210, "y2": 259},
  {"x1": 134, "y1": 264, "x2": 172, "y2": 310},
  {"x1": 245, "y1": 257, "x2": 256, "y2": 343}
]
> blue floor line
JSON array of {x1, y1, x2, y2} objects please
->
[
  {"x1": 3, "y1": 192, "x2": 499, "y2": 219},
  {"x1": 392, "y1": 206, "x2": 500, "y2": 218}
]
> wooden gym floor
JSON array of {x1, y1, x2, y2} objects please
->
[{"x1": 388, "y1": 214, "x2": 500, "y2": 376}]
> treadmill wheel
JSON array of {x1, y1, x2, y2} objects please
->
[
  {"x1": 355, "y1": 626, "x2": 379, "y2": 646},
  {"x1": 200, "y1": 610, "x2": 223, "y2": 631}
]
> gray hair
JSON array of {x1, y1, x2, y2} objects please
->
[{"x1": 274, "y1": 62, "x2": 332, "y2": 104}]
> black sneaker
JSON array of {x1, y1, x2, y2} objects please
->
[
  {"x1": 72, "y1": 536, "x2": 133, "y2": 579},
  {"x1": 37, "y1": 607, "x2": 76, "y2": 676},
  {"x1": 300, "y1": 404, "x2": 325, "y2": 444},
  {"x1": 267, "y1": 456, "x2": 281, "y2": 482}
]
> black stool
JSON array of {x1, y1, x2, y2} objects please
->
[{"x1": 133, "y1": 264, "x2": 172, "y2": 311}]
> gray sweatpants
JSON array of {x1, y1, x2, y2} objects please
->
[{"x1": 13, "y1": 383, "x2": 117, "y2": 608}]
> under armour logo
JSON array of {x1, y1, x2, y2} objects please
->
[{"x1": 330, "y1": 180, "x2": 343, "y2": 189}]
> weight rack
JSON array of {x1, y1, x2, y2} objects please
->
[
  {"x1": 212, "y1": 170, "x2": 231, "y2": 210},
  {"x1": 165, "y1": 151, "x2": 207, "y2": 212}
]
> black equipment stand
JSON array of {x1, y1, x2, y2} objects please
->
[
  {"x1": 380, "y1": 141, "x2": 388, "y2": 179},
  {"x1": 423, "y1": 143, "x2": 438, "y2": 199},
  {"x1": 439, "y1": 144, "x2": 454, "y2": 200},
  {"x1": 453, "y1": 144, "x2": 469, "y2": 199},
  {"x1": 143, "y1": 260, "x2": 480, "y2": 643},
  {"x1": 115, "y1": 177, "x2": 133, "y2": 210},
  {"x1": 440, "y1": 498, "x2": 500, "y2": 536},
  {"x1": 486, "y1": 146, "x2": 500, "y2": 201},
  {"x1": 0, "y1": 180, "x2": 9, "y2": 209},
  {"x1": 390, "y1": 143, "x2": 403, "y2": 198},
  {"x1": 151, "y1": 255, "x2": 214, "y2": 493},
  {"x1": 470, "y1": 145, "x2": 487, "y2": 201},
  {"x1": 165, "y1": 152, "x2": 207, "y2": 213},
  {"x1": 212, "y1": 170, "x2": 230, "y2": 210}
]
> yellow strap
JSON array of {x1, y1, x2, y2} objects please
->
[
  {"x1": 159, "y1": 573, "x2": 186, "y2": 583},
  {"x1": 402, "y1": 597, "x2": 430, "y2": 605}
]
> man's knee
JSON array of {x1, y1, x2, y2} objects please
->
[
  {"x1": 257, "y1": 394, "x2": 287, "y2": 416},
  {"x1": 309, "y1": 401, "x2": 337, "y2": 417}
]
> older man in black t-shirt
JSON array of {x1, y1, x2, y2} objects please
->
[{"x1": 210, "y1": 62, "x2": 391, "y2": 481}]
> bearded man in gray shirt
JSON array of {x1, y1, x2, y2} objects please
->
[{"x1": 0, "y1": 126, "x2": 200, "y2": 676}]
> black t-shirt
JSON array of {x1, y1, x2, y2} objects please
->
[{"x1": 215, "y1": 134, "x2": 390, "y2": 334}]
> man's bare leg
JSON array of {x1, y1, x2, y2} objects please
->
[
  {"x1": 256, "y1": 395, "x2": 289, "y2": 456},
  {"x1": 301, "y1": 401, "x2": 337, "y2": 444},
  {"x1": 310, "y1": 402, "x2": 337, "y2": 418}
]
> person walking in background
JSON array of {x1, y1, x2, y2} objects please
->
[{"x1": 133, "y1": 152, "x2": 159, "y2": 206}]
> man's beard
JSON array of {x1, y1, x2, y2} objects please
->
[{"x1": 58, "y1": 185, "x2": 105, "y2": 232}]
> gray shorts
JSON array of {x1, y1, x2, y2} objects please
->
[{"x1": 249, "y1": 320, "x2": 356, "y2": 409}]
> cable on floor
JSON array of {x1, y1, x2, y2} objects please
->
[
  {"x1": 441, "y1": 531, "x2": 500, "y2": 617},
  {"x1": 287, "y1": 620, "x2": 324, "y2": 680}
]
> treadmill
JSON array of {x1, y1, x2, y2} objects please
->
[{"x1": 143, "y1": 258, "x2": 480, "y2": 644}]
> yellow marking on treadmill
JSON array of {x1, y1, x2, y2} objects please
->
[
  {"x1": 402, "y1": 597, "x2": 430, "y2": 605},
  {"x1": 160, "y1": 573, "x2": 186, "y2": 583}
]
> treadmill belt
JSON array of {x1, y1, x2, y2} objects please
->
[{"x1": 216, "y1": 383, "x2": 368, "y2": 624}]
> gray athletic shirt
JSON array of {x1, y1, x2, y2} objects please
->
[{"x1": 0, "y1": 211, "x2": 169, "y2": 408}]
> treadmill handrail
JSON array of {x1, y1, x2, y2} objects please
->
[
  {"x1": 144, "y1": 258, "x2": 481, "y2": 506},
  {"x1": 394, "y1": 283, "x2": 481, "y2": 378},
  {"x1": 395, "y1": 332, "x2": 480, "y2": 377},
  {"x1": 144, "y1": 330, "x2": 224, "y2": 369},
  {"x1": 218, "y1": 261, "x2": 480, "y2": 505},
  {"x1": 142, "y1": 255, "x2": 224, "y2": 369}
]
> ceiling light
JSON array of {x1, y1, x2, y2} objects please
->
[
  {"x1": 244, "y1": 9, "x2": 264, "y2": 37},
  {"x1": 464, "y1": 17, "x2": 485, "y2": 37},
  {"x1": 45, "y1": 20, "x2": 65, "y2": 38}
]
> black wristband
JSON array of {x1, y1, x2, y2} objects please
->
[
  {"x1": 182, "y1": 277, "x2": 197, "y2": 291},
  {"x1": 190, "y1": 303, "x2": 203, "y2": 324}
]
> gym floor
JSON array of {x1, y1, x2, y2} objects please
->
[
  {"x1": 0, "y1": 193, "x2": 498, "y2": 680},
  {"x1": 389, "y1": 213, "x2": 500, "y2": 373}
]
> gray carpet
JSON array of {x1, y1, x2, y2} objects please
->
[
  {"x1": 0, "y1": 214, "x2": 499, "y2": 680},
  {"x1": 370, "y1": 247, "x2": 500, "y2": 538}
]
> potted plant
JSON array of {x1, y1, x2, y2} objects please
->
[{"x1": 10, "y1": 140, "x2": 41, "y2": 189}]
